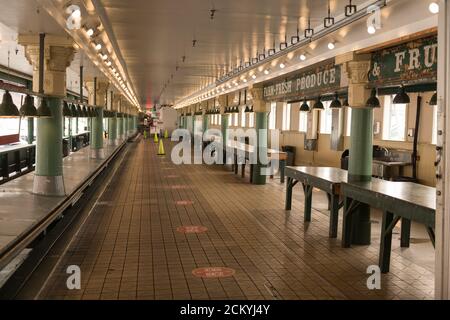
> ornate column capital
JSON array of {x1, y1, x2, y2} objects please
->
[
  {"x1": 84, "y1": 78, "x2": 109, "y2": 106},
  {"x1": 18, "y1": 34, "x2": 76, "y2": 96},
  {"x1": 336, "y1": 52, "x2": 372, "y2": 108},
  {"x1": 249, "y1": 86, "x2": 268, "y2": 113}
]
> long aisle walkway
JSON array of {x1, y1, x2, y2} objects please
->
[{"x1": 36, "y1": 137, "x2": 434, "y2": 300}]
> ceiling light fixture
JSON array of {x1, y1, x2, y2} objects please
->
[
  {"x1": 300, "y1": 54, "x2": 307, "y2": 61},
  {"x1": 328, "y1": 42, "x2": 335, "y2": 50},
  {"x1": 252, "y1": 74, "x2": 257, "y2": 80},
  {"x1": 305, "y1": 17, "x2": 314, "y2": 39},
  {"x1": 94, "y1": 43, "x2": 102, "y2": 51},
  {"x1": 429, "y1": 2, "x2": 439, "y2": 14},
  {"x1": 86, "y1": 28, "x2": 94, "y2": 37},
  {"x1": 345, "y1": 0, "x2": 357, "y2": 17},
  {"x1": 279, "y1": 62, "x2": 286, "y2": 69},
  {"x1": 324, "y1": 0, "x2": 335, "y2": 28},
  {"x1": 264, "y1": 69, "x2": 270, "y2": 75},
  {"x1": 367, "y1": 24, "x2": 376, "y2": 34}
]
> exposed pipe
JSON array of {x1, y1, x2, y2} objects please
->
[
  {"x1": 79, "y1": 65, "x2": 84, "y2": 103},
  {"x1": 38, "y1": 33, "x2": 45, "y2": 94},
  {"x1": 412, "y1": 95, "x2": 422, "y2": 180},
  {"x1": 94, "y1": 77, "x2": 97, "y2": 105}
]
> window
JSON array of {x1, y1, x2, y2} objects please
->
[
  {"x1": 211, "y1": 115, "x2": 214, "y2": 125},
  {"x1": 241, "y1": 108, "x2": 246, "y2": 127},
  {"x1": 269, "y1": 102, "x2": 277, "y2": 130},
  {"x1": 432, "y1": 105, "x2": 438, "y2": 145},
  {"x1": 345, "y1": 107, "x2": 352, "y2": 136},
  {"x1": 319, "y1": 100, "x2": 332, "y2": 134},
  {"x1": 233, "y1": 112, "x2": 239, "y2": 127},
  {"x1": 382, "y1": 95, "x2": 407, "y2": 141},
  {"x1": 218, "y1": 114, "x2": 222, "y2": 126},
  {"x1": 282, "y1": 103, "x2": 291, "y2": 131},
  {"x1": 299, "y1": 107, "x2": 308, "y2": 132},
  {"x1": 249, "y1": 112, "x2": 255, "y2": 128},
  {"x1": 227, "y1": 114, "x2": 232, "y2": 127}
]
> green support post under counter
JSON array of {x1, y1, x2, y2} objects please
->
[{"x1": 347, "y1": 107, "x2": 374, "y2": 245}]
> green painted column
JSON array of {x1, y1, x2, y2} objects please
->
[
  {"x1": 123, "y1": 114, "x2": 128, "y2": 138},
  {"x1": 108, "y1": 114, "x2": 118, "y2": 146},
  {"x1": 91, "y1": 107, "x2": 105, "y2": 159},
  {"x1": 203, "y1": 114, "x2": 209, "y2": 133},
  {"x1": 27, "y1": 118, "x2": 34, "y2": 144},
  {"x1": 128, "y1": 115, "x2": 133, "y2": 136},
  {"x1": 221, "y1": 113, "x2": 229, "y2": 164},
  {"x1": 67, "y1": 117, "x2": 72, "y2": 151},
  {"x1": 251, "y1": 112, "x2": 268, "y2": 185},
  {"x1": 348, "y1": 107, "x2": 373, "y2": 245},
  {"x1": 32, "y1": 97, "x2": 65, "y2": 196},
  {"x1": 117, "y1": 114, "x2": 124, "y2": 140}
]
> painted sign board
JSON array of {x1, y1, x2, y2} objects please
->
[
  {"x1": 263, "y1": 59, "x2": 342, "y2": 102},
  {"x1": 369, "y1": 35, "x2": 438, "y2": 84}
]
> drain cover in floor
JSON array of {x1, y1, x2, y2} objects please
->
[
  {"x1": 192, "y1": 267, "x2": 235, "y2": 279},
  {"x1": 177, "y1": 226, "x2": 208, "y2": 234}
]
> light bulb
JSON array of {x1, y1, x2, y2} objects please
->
[
  {"x1": 94, "y1": 43, "x2": 102, "y2": 51},
  {"x1": 279, "y1": 63, "x2": 285, "y2": 69},
  {"x1": 71, "y1": 9, "x2": 81, "y2": 19},
  {"x1": 367, "y1": 25, "x2": 376, "y2": 34},
  {"x1": 328, "y1": 42, "x2": 335, "y2": 50},
  {"x1": 300, "y1": 54, "x2": 306, "y2": 61},
  {"x1": 86, "y1": 28, "x2": 94, "y2": 37},
  {"x1": 264, "y1": 69, "x2": 270, "y2": 75},
  {"x1": 429, "y1": 2, "x2": 439, "y2": 14},
  {"x1": 252, "y1": 74, "x2": 257, "y2": 80}
]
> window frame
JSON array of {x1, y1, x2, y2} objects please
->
[
  {"x1": 382, "y1": 94, "x2": 407, "y2": 142},
  {"x1": 268, "y1": 102, "x2": 277, "y2": 130},
  {"x1": 319, "y1": 100, "x2": 333, "y2": 134}
]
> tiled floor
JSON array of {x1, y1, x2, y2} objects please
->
[{"x1": 37, "y1": 137, "x2": 435, "y2": 300}]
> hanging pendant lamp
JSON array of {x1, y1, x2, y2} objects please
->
[
  {"x1": 313, "y1": 96, "x2": 324, "y2": 110},
  {"x1": 366, "y1": 88, "x2": 381, "y2": 108},
  {"x1": 20, "y1": 94, "x2": 38, "y2": 117},
  {"x1": 393, "y1": 86, "x2": 410, "y2": 104},
  {"x1": 330, "y1": 93, "x2": 342, "y2": 109},
  {"x1": 0, "y1": 90, "x2": 20, "y2": 118},
  {"x1": 300, "y1": 99, "x2": 310, "y2": 112},
  {"x1": 36, "y1": 97, "x2": 53, "y2": 118}
]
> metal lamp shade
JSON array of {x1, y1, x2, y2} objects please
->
[
  {"x1": 20, "y1": 95, "x2": 38, "y2": 117},
  {"x1": 63, "y1": 101, "x2": 73, "y2": 117},
  {"x1": 0, "y1": 90, "x2": 20, "y2": 118},
  {"x1": 313, "y1": 97, "x2": 324, "y2": 110},
  {"x1": 330, "y1": 93, "x2": 342, "y2": 109},
  {"x1": 36, "y1": 97, "x2": 53, "y2": 118},
  {"x1": 300, "y1": 99, "x2": 310, "y2": 112},
  {"x1": 430, "y1": 92, "x2": 437, "y2": 106},
  {"x1": 71, "y1": 104, "x2": 79, "y2": 117},
  {"x1": 366, "y1": 88, "x2": 381, "y2": 108},
  {"x1": 393, "y1": 86, "x2": 410, "y2": 104}
]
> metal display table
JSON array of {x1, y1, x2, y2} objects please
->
[
  {"x1": 285, "y1": 166, "x2": 347, "y2": 238},
  {"x1": 341, "y1": 179, "x2": 436, "y2": 273},
  {"x1": 227, "y1": 141, "x2": 288, "y2": 183}
]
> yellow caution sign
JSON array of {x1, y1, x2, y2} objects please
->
[
  {"x1": 157, "y1": 139, "x2": 165, "y2": 155},
  {"x1": 154, "y1": 132, "x2": 159, "y2": 143},
  {"x1": 164, "y1": 129, "x2": 169, "y2": 139},
  {"x1": 143, "y1": 130, "x2": 147, "y2": 139}
]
